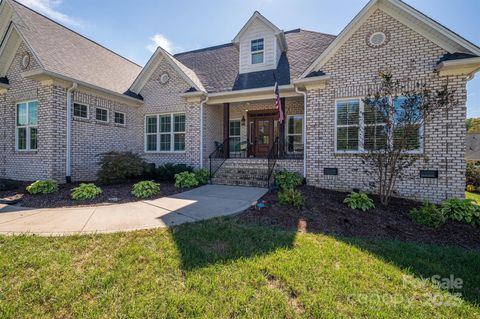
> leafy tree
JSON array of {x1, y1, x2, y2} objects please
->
[{"x1": 466, "y1": 118, "x2": 480, "y2": 133}]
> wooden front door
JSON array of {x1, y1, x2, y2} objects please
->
[{"x1": 249, "y1": 114, "x2": 275, "y2": 157}]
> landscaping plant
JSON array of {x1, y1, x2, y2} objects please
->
[
  {"x1": 131, "y1": 181, "x2": 161, "y2": 198},
  {"x1": 409, "y1": 202, "x2": 446, "y2": 228},
  {"x1": 344, "y1": 192, "x2": 375, "y2": 211},
  {"x1": 26, "y1": 180, "x2": 59, "y2": 195},
  {"x1": 97, "y1": 151, "x2": 146, "y2": 184},
  {"x1": 174, "y1": 172, "x2": 199, "y2": 188},
  {"x1": 466, "y1": 161, "x2": 480, "y2": 188},
  {"x1": 278, "y1": 188, "x2": 304, "y2": 208},
  {"x1": 275, "y1": 171, "x2": 303, "y2": 189},
  {"x1": 194, "y1": 169, "x2": 210, "y2": 185},
  {"x1": 156, "y1": 163, "x2": 194, "y2": 181},
  {"x1": 466, "y1": 184, "x2": 476, "y2": 192},
  {"x1": 71, "y1": 183, "x2": 103, "y2": 200},
  {"x1": 441, "y1": 198, "x2": 480, "y2": 227}
]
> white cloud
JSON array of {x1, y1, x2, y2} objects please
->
[
  {"x1": 17, "y1": 0, "x2": 84, "y2": 27},
  {"x1": 146, "y1": 34, "x2": 179, "y2": 54}
]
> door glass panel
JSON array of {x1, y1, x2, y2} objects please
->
[{"x1": 258, "y1": 120, "x2": 270, "y2": 145}]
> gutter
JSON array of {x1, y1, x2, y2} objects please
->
[
  {"x1": 66, "y1": 82, "x2": 78, "y2": 183},
  {"x1": 295, "y1": 86, "x2": 308, "y2": 178}
]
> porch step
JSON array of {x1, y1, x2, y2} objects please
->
[{"x1": 210, "y1": 159, "x2": 271, "y2": 188}]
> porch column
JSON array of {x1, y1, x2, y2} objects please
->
[
  {"x1": 279, "y1": 97, "x2": 286, "y2": 157},
  {"x1": 223, "y1": 103, "x2": 230, "y2": 158}
]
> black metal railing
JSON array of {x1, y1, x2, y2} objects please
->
[
  {"x1": 209, "y1": 137, "x2": 229, "y2": 180},
  {"x1": 267, "y1": 137, "x2": 279, "y2": 187}
]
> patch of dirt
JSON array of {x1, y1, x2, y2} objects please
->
[
  {"x1": 239, "y1": 186, "x2": 480, "y2": 250},
  {"x1": 0, "y1": 180, "x2": 185, "y2": 208}
]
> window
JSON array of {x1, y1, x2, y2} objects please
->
[
  {"x1": 114, "y1": 112, "x2": 125, "y2": 125},
  {"x1": 251, "y1": 38, "x2": 264, "y2": 64},
  {"x1": 335, "y1": 97, "x2": 422, "y2": 153},
  {"x1": 145, "y1": 113, "x2": 186, "y2": 152},
  {"x1": 73, "y1": 103, "x2": 88, "y2": 118},
  {"x1": 229, "y1": 120, "x2": 241, "y2": 153},
  {"x1": 96, "y1": 108, "x2": 108, "y2": 122},
  {"x1": 287, "y1": 115, "x2": 303, "y2": 153},
  {"x1": 16, "y1": 101, "x2": 38, "y2": 151}
]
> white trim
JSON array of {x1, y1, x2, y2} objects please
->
[
  {"x1": 250, "y1": 37, "x2": 265, "y2": 66},
  {"x1": 72, "y1": 102, "x2": 89, "y2": 119},
  {"x1": 95, "y1": 107, "x2": 109, "y2": 123},
  {"x1": 113, "y1": 110, "x2": 126, "y2": 126},
  {"x1": 15, "y1": 99, "x2": 38, "y2": 152},
  {"x1": 144, "y1": 112, "x2": 186, "y2": 153},
  {"x1": 232, "y1": 11, "x2": 282, "y2": 44}
]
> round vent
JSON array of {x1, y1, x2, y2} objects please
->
[
  {"x1": 367, "y1": 31, "x2": 388, "y2": 48},
  {"x1": 21, "y1": 53, "x2": 30, "y2": 69},
  {"x1": 159, "y1": 73, "x2": 170, "y2": 84}
]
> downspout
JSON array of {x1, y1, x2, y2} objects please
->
[
  {"x1": 199, "y1": 95, "x2": 209, "y2": 168},
  {"x1": 66, "y1": 82, "x2": 78, "y2": 183},
  {"x1": 295, "y1": 86, "x2": 307, "y2": 178}
]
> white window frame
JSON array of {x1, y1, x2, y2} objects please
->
[
  {"x1": 334, "y1": 97, "x2": 424, "y2": 154},
  {"x1": 95, "y1": 107, "x2": 109, "y2": 123},
  {"x1": 15, "y1": 100, "x2": 38, "y2": 152},
  {"x1": 250, "y1": 38, "x2": 264, "y2": 65},
  {"x1": 286, "y1": 114, "x2": 304, "y2": 154},
  {"x1": 144, "y1": 112, "x2": 186, "y2": 153},
  {"x1": 73, "y1": 102, "x2": 89, "y2": 119},
  {"x1": 229, "y1": 118, "x2": 242, "y2": 154},
  {"x1": 114, "y1": 111, "x2": 126, "y2": 126}
]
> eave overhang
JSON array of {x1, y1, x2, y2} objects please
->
[{"x1": 435, "y1": 57, "x2": 480, "y2": 79}]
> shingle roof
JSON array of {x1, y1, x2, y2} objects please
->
[
  {"x1": 174, "y1": 29, "x2": 336, "y2": 93},
  {"x1": 9, "y1": 0, "x2": 142, "y2": 95},
  {"x1": 439, "y1": 52, "x2": 479, "y2": 63}
]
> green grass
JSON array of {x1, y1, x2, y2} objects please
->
[
  {"x1": 466, "y1": 191, "x2": 480, "y2": 204},
  {"x1": 0, "y1": 218, "x2": 479, "y2": 318}
]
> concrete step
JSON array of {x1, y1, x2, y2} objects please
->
[{"x1": 211, "y1": 178, "x2": 269, "y2": 188}]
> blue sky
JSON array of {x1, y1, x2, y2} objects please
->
[{"x1": 16, "y1": 0, "x2": 480, "y2": 117}]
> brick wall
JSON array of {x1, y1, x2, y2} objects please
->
[{"x1": 305, "y1": 9, "x2": 468, "y2": 203}]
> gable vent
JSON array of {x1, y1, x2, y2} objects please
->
[{"x1": 367, "y1": 31, "x2": 388, "y2": 48}]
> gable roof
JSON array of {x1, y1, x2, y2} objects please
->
[
  {"x1": 129, "y1": 46, "x2": 205, "y2": 94},
  {"x1": 174, "y1": 29, "x2": 335, "y2": 93},
  {"x1": 302, "y1": 0, "x2": 480, "y2": 77},
  {"x1": 232, "y1": 11, "x2": 285, "y2": 47},
  {"x1": 1, "y1": 0, "x2": 142, "y2": 95}
]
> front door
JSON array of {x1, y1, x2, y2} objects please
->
[{"x1": 252, "y1": 116, "x2": 275, "y2": 157}]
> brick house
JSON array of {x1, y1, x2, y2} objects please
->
[{"x1": 1, "y1": 0, "x2": 479, "y2": 203}]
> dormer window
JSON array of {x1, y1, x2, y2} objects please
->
[{"x1": 251, "y1": 38, "x2": 264, "y2": 64}]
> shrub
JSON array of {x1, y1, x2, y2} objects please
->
[
  {"x1": 278, "y1": 188, "x2": 304, "y2": 208},
  {"x1": 175, "y1": 172, "x2": 199, "y2": 188},
  {"x1": 466, "y1": 162, "x2": 480, "y2": 187},
  {"x1": 275, "y1": 171, "x2": 303, "y2": 190},
  {"x1": 71, "y1": 183, "x2": 102, "y2": 200},
  {"x1": 466, "y1": 184, "x2": 476, "y2": 192},
  {"x1": 409, "y1": 202, "x2": 446, "y2": 228},
  {"x1": 26, "y1": 180, "x2": 58, "y2": 195},
  {"x1": 156, "y1": 163, "x2": 193, "y2": 182},
  {"x1": 131, "y1": 181, "x2": 161, "y2": 198},
  {"x1": 344, "y1": 192, "x2": 375, "y2": 211},
  {"x1": 194, "y1": 169, "x2": 210, "y2": 185},
  {"x1": 97, "y1": 152, "x2": 146, "y2": 185},
  {"x1": 441, "y1": 198, "x2": 480, "y2": 227}
]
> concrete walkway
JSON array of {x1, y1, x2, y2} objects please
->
[{"x1": 0, "y1": 185, "x2": 267, "y2": 236}]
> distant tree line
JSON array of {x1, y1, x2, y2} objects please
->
[{"x1": 466, "y1": 118, "x2": 480, "y2": 133}]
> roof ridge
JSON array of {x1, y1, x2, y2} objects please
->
[
  {"x1": 174, "y1": 43, "x2": 234, "y2": 57},
  {"x1": 9, "y1": 0, "x2": 142, "y2": 68},
  {"x1": 285, "y1": 28, "x2": 337, "y2": 38}
]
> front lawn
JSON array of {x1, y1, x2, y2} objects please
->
[
  {"x1": 466, "y1": 191, "x2": 480, "y2": 204},
  {"x1": 1, "y1": 218, "x2": 479, "y2": 318}
]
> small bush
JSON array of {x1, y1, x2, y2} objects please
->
[
  {"x1": 195, "y1": 169, "x2": 210, "y2": 185},
  {"x1": 409, "y1": 202, "x2": 446, "y2": 228},
  {"x1": 278, "y1": 188, "x2": 304, "y2": 208},
  {"x1": 344, "y1": 192, "x2": 375, "y2": 211},
  {"x1": 175, "y1": 172, "x2": 199, "y2": 188},
  {"x1": 97, "y1": 152, "x2": 146, "y2": 185},
  {"x1": 131, "y1": 181, "x2": 161, "y2": 198},
  {"x1": 26, "y1": 180, "x2": 58, "y2": 195},
  {"x1": 441, "y1": 198, "x2": 480, "y2": 227},
  {"x1": 156, "y1": 163, "x2": 193, "y2": 182},
  {"x1": 466, "y1": 162, "x2": 480, "y2": 187},
  {"x1": 71, "y1": 183, "x2": 102, "y2": 200},
  {"x1": 466, "y1": 184, "x2": 476, "y2": 192},
  {"x1": 275, "y1": 171, "x2": 303, "y2": 190}
]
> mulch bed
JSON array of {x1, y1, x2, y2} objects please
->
[
  {"x1": 239, "y1": 186, "x2": 480, "y2": 250},
  {"x1": 0, "y1": 180, "x2": 184, "y2": 209}
]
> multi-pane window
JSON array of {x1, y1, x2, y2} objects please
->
[
  {"x1": 229, "y1": 120, "x2": 241, "y2": 153},
  {"x1": 251, "y1": 38, "x2": 264, "y2": 64},
  {"x1": 335, "y1": 97, "x2": 422, "y2": 152},
  {"x1": 73, "y1": 103, "x2": 88, "y2": 118},
  {"x1": 145, "y1": 113, "x2": 186, "y2": 152},
  {"x1": 114, "y1": 112, "x2": 125, "y2": 125},
  {"x1": 287, "y1": 115, "x2": 303, "y2": 153},
  {"x1": 16, "y1": 101, "x2": 38, "y2": 151},
  {"x1": 95, "y1": 108, "x2": 108, "y2": 122}
]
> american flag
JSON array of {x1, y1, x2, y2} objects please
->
[{"x1": 274, "y1": 81, "x2": 284, "y2": 123}]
